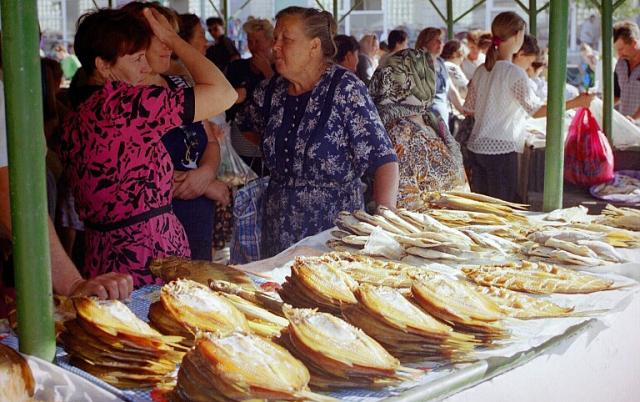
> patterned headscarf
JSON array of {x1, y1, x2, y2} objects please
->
[
  {"x1": 370, "y1": 48, "x2": 464, "y2": 170},
  {"x1": 369, "y1": 48, "x2": 436, "y2": 127}
]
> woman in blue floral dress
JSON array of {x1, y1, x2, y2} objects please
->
[{"x1": 237, "y1": 6, "x2": 399, "y2": 257}]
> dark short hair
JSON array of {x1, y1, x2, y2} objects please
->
[
  {"x1": 441, "y1": 39, "x2": 463, "y2": 60},
  {"x1": 206, "y1": 17, "x2": 224, "y2": 27},
  {"x1": 613, "y1": 20, "x2": 640, "y2": 43},
  {"x1": 388, "y1": 29, "x2": 408, "y2": 50},
  {"x1": 334, "y1": 34, "x2": 359, "y2": 63},
  {"x1": 179, "y1": 14, "x2": 202, "y2": 43},
  {"x1": 518, "y1": 34, "x2": 540, "y2": 56},
  {"x1": 74, "y1": 8, "x2": 151, "y2": 76}
]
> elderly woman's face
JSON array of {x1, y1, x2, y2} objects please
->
[
  {"x1": 248, "y1": 30, "x2": 273, "y2": 57},
  {"x1": 101, "y1": 50, "x2": 152, "y2": 86},
  {"x1": 146, "y1": 35, "x2": 172, "y2": 74},
  {"x1": 273, "y1": 15, "x2": 318, "y2": 79}
]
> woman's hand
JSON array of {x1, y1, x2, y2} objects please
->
[
  {"x1": 251, "y1": 53, "x2": 275, "y2": 79},
  {"x1": 143, "y1": 8, "x2": 180, "y2": 50},
  {"x1": 173, "y1": 168, "x2": 215, "y2": 200},
  {"x1": 205, "y1": 180, "x2": 231, "y2": 206},
  {"x1": 68, "y1": 273, "x2": 134, "y2": 300}
]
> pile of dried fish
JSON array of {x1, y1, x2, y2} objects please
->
[
  {"x1": 342, "y1": 284, "x2": 477, "y2": 362},
  {"x1": 149, "y1": 257, "x2": 255, "y2": 290},
  {"x1": 597, "y1": 204, "x2": 640, "y2": 231},
  {"x1": 422, "y1": 192, "x2": 529, "y2": 223},
  {"x1": 329, "y1": 207, "x2": 475, "y2": 261},
  {"x1": 61, "y1": 298, "x2": 184, "y2": 388},
  {"x1": 462, "y1": 261, "x2": 615, "y2": 294},
  {"x1": 299, "y1": 252, "x2": 424, "y2": 290},
  {"x1": 473, "y1": 286, "x2": 575, "y2": 319},
  {"x1": 411, "y1": 274, "x2": 509, "y2": 343},
  {"x1": 174, "y1": 332, "x2": 333, "y2": 402},
  {"x1": 148, "y1": 279, "x2": 250, "y2": 344},
  {"x1": 209, "y1": 279, "x2": 285, "y2": 317},
  {"x1": 525, "y1": 228, "x2": 627, "y2": 266},
  {"x1": 278, "y1": 256, "x2": 358, "y2": 314},
  {"x1": 567, "y1": 222, "x2": 640, "y2": 248},
  {"x1": 281, "y1": 306, "x2": 419, "y2": 389},
  {"x1": 0, "y1": 344, "x2": 35, "y2": 402}
]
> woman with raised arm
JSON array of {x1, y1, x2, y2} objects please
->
[{"x1": 59, "y1": 6, "x2": 236, "y2": 286}]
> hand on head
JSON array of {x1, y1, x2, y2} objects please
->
[{"x1": 143, "y1": 7, "x2": 179, "y2": 49}]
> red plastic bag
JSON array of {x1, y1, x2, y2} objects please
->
[{"x1": 564, "y1": 107, "x2": 614, "y2": 186}]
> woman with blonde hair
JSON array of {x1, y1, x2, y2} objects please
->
[
  {"x1": 464, "y1": 12, "x2": 593, "y2": 202},
  {"x1": 356, "y1": 34, "x2": 379, "y2": 83}
]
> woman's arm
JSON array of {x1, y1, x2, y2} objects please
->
[
  {"x1": 372, "y1": 162, "x2": 400, "y2": 209},
  {"x1": 144, "y1": 8, "x2": 237, "y2": 122},
  {"x1": 531, "y1": 93, "x2": 595, "y2": 119}
]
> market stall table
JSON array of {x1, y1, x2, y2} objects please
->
[{"x1": 2, "y1": 231, "x2": 639, "y2": 402}]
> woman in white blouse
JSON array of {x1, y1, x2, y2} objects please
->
[{"x1": 463, "y1": 12, "x2": 594, "y2": 202}]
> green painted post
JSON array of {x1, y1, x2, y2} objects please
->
[
  {"x1": 333, "y1": 0, "x2": 339, "y2": 21},
  {"x1": 529, "y1": 0, "x2": 537, "y2": 35},
  {"x1": 601, "y1": 0, "x2": 614, "y2": 142},
  {"x1": 543, "y1": 0, "x2": 569, "y2": 212},
  {"x1": 223, "y1": 0, "x2": 230, "y2": 33},
  {"x1": 447, "y1": 0, "x2": 454, "y2": 39},
  {"x1": 0, "y1": 0, "x2": 55, "y2": 360}
]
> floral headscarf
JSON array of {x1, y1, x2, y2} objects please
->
[
  {"x1": 370, "y1": 48, "x2": 464, "y2": 172},
  {"x1": 369, "y1": 48, "x2": 436, "y2": 127}
]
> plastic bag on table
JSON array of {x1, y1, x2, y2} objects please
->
[
  {"x1": 564, "y1": 107, "x2": 614, "y2": 187},
  {"x1": 214, "y1": 115, "x2": 258, "y2": 187}
]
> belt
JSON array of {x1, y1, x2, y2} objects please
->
[{"x1": 85, "y1": 204, "x2": 172, "y2": 232}]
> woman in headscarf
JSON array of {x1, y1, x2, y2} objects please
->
[{"x1": 370, "y1": 48, "x2": 468, "y2": 209}]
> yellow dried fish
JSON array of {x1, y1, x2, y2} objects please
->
[
  {"x1": 473, "y1": 286, "x2": 575, "y2": 319},
  {"x1": 279, "y1": 257, "x2": 358, "y2": 314},
  {"x1": 174, "y1": 332, "x2": 334, "y2": 402},
  {"x1": 462, "y1": 261, "x2": 615, "y2": 294},
  {"x1": 282, "y1": 306, "x2": 418, "y2": 389}
]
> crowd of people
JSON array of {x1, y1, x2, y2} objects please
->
[{"x1": 1, "y1": 2, "x2": 639, "y2": 310}]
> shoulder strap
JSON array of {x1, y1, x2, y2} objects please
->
[{"x1": 262, "y1": 74, "x2": 280, "y2": 118}]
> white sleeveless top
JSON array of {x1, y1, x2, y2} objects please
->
[{"x1": 464, "y1": 61, "x2": 543, "y2": 154}]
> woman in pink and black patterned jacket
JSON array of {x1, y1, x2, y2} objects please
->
[{"x1": 59, "y1": 6, "x2": 236, "y2": 287}]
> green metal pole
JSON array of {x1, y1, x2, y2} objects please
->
[
  {"x1": 543, "y1": 0, "x2": 569, "y2": 212},
  {"x1": 223, "y1": 0, "x2": 230, "y2": 34},
  {"x1": 333, "y1": 0, "x2": 339, "y2": 21},
  {"x1": 529, "y1": 0, "x2": 537, "y2": 35},
  {"x1": 601, "y1": 0, "x2": 614, "y2": 142},
  {"x1": 0, "y1": 0, "x2": 55, "y2": 360},
  {"x1": 446, "y1": 0, "x2": 454, "y2": 40}
]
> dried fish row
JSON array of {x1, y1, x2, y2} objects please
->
[
  {"x1": 462, "y1": 261, "x2": 615, "y2": 294},
  {"x1": 473, "y1": 286, "x2": 575, "y2": 319}
]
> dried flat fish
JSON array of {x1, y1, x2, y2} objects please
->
[
  {"x1": 283, "y1": 306, "x2": 417, "y2": 389},
  {"x1": 577, "y1": 239, "x2": 627, "y2": 263},
  {"x1": 411, "y1": 275, "x2": 508, "y2": 343},
  {"x1": 61, "y1": 298, "x2": 184, "y2": 388},
  {"x1": 342, "y1": 285, "x2": 476, "y2": 362},
  {"x1": 599, "y1": 205, "x2": 640, "y2": 231},
  {"x1": 149, "y1": 279, "x2": 250, "y2": 343},
  {"x1": 279, "y1": 256, "x2": 358, "y2": 314},
  {"x1": 0, "y1": 344, "x2": 35, "y2": 402},
  {"x1": 174, "y1": 332, "x2": 334, "y2": 402},
  {"x1": 474, "y1": 286, "x2": 575, "y2": 319},
  {"x1": 149, "y1": 256, "x2": 255, "y2": 290},
  {"x1": 462, "y1": 261, "x2": 615, "y2": 294}
]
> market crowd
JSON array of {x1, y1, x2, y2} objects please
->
[{"x1": 1, "y1": 2, "x2": 639, "y2": 309}]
